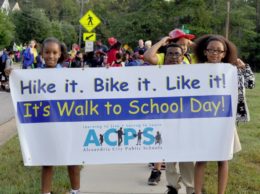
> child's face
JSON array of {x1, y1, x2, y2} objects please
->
[
  {"x1": 204, "y1": 40, "x2": 226, "y2": 63},
  {"x1": 29, "y1": 40, "x2": 36, "y2": 48},
  {"x1": 78, "y1": 53, "x2": 83, "y2": 59},
  {"x1": 165, "y1": 47, "x2": 184, "y2": 65},
  {"x1": 42, "y1": 42, "x2": 61, "y2": 68},
  {"x1": 176, "y1": 38, "x2": 189, "y2": 54}
]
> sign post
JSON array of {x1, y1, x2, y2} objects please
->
[{"x1": 79, "y1": 10, "x2": 101, "y2": 50}]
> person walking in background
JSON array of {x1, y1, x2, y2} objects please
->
[
  {"x1": 71, "y1": 51, "x2": 84, "y2": 68},
  {"x1": 92, "y1": 49, "x2": 106, "y2": 67},
  {"x1": 111, "y1": 52, "x2": 124, "y2": 67},
  {"x1": 134, "y1": 39, "x2": 146, "y2": 54},
  {"x1": 126, "y1": 50, "x2": 144, "y2": 66},
  {"x1": 95, "y1": 39, "x2": 108, "y2": 53},
  {"x1": 144, "y1": 40, "x2": 152, "y2": 50},
  {"x1": 106, "y1": 37, "x2": 121, "y2": 67},
  {"x1": 0, "y1": 48, "x2": 8, "y2": 88},
  {"x1": 22, "y1": 40, "x2": 38, "y2": 69},
  {"x1": 122, "y1": 50, "x2": 132, "y2": 66},
  {"x1": 36, "y1": 46, "x2": 45, "y2": 69},
  {"x1": 69, "y1": 43, "x2": 80, "y2": 60},
  {"x1": 15, "y1": 50, "x2": 21, "y2": 62},
  {"x1": 2, "y1": 51, "x2": 15, "y2": 92},
  {"x1": 4, "y1": 51, "x2": 15, "y2": 73}
]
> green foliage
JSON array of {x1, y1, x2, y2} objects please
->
[
  {"x1": 50, "y1": 20, "x2": 63, "y2": 40},
  {"x1": 59, "y1": 0, "x2": 80, "y2": 24},
  {"x1": 0, "y1": 12, "x2": 15, "y2": 49},
  {"x1": 167, "y1": 0, "x2": 213, "y2": 35},
  {"x1": 4, "y1": 0, "x2": 260, "y2": 69},
  {"x1": 12, "y1": 9, "x2": 77, "y2": 44},
  {"x1": 10, "y1": 8, "x2": 52, "y2": 44},
  {"x1": 8, "y1": 0, "x2": 80, "y2": 46},
  {"x1": 248, "y1": 34, "x2": 260, "y2": 71},
  {"x1": 49, "y1": 20, "x2": 77, "y2": 48},
  {"x1": 229, "y1": 2, "x2": 257, "y2": 58},
  {"x1": 86, "y1": 0, "x2": 258, "y2": 59},
  {"x1": 60, "y1": 21, "x2": 78, "y2": 48}
]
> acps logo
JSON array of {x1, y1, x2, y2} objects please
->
[{"x1": 83, "y1": 127, "x2": 162, "y2": 147}]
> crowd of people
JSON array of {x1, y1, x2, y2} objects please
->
[
  {"x1": 0, "y1": 36, "x2": 153, "y2": 92},
  {"x1": 0, "y1": 27, "x2": 256, "y2": 194}
]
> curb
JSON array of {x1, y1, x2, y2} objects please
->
[{"x1": 0, "y1": 118, "x2": 17, "y2": 147}]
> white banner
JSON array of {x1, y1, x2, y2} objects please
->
[{"x1": 10, "y1": 64, "x2": 238, "y2": 166}]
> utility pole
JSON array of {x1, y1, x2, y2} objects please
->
[
  {"x1": 225, "y1": 0, "x2": 230, "y2": 39},
  {"x1": 79, "y1": 0, "x2": 84, "y2": 46},
  {"x1": 212, "y1": 0, "x2": 216, "y2": 33},
  {"x1": 257, "y1": 0, "x2": 260, "y2": 32}
]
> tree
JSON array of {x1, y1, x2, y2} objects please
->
[
  {"x1": 248, "y1": 0, "x2": 260, "y2": 71},
  {"x1": 47, "y1": 20, "x2": 77, "y2": 48},
  {"x1": 50, "y1": 20, "x2": 64, "y2": 40},
  {"x1": 7, "y1": 0, "x2": 260, "y2": 69},
  {"x1": 229, "y1": 1, "x2": 256, "y2": 58},
  {"x1": 11, "y1": 8, "x2": 52, "y2": 43},
  {"x1": 0, "y1": 12, "x2": 15, "y2": 49},
  {"x1": 60, "y1": 21, "x2": 78, "y2": 48}
]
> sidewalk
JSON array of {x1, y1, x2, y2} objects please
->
[
  {"x1": 0, "y1": 118, "x2": 16, "y2": 146},
  {"x1": 0, "y1": 92, "x2": 16, "y2": 146},
  {"x1": 80, "y1": 164, "x2": 186, "y2": 194}
]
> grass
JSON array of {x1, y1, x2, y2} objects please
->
[
  {"x1": 204, "y1": 73, "x2": 260, "y2": 194},
  {"x1": 0, "y1": 136, "x2": 70, "y2": 193},
  {"x1": 1, "y1": 74, "x2": 260, "y2": 193}
]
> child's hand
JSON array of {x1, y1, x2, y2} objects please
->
[
  {"x1": 188, "y1": 40, "x2": 195, "y2": 48},
  {"x1": 159, "y1": 36, "x2": 171, "y2": 46},
  {"x1": 237, "y1": 58, "x2": 246, "y2": 69},
  {"x1": 30, "y1": 47, "x2": 34, "y2": 54},
  {"x1": 4, "y1": 68, "x2": 12, "y2": 76}
]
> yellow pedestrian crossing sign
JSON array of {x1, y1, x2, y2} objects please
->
[
  {"x1": 79, "y1": 10, "x2": 101, "y2": 32},
  {"x1": 83, "y1": 33, "x2": 96, "y2": 41}
]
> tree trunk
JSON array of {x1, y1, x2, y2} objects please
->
[
  {"x1": 225, "y1": 0, "x2": 230, "y2": 39},
  {"x1": 257, "y1": 0, "x2": 260, "y2": 32}
]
